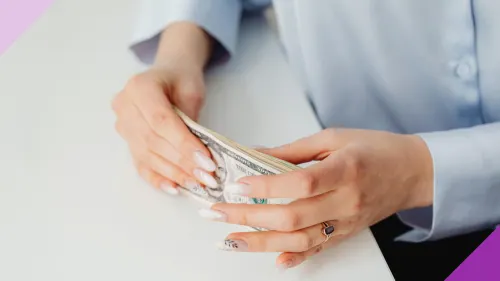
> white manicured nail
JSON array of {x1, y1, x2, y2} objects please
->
[
  {"x1": 225, "y1": 182, "x2": 251, "y2": 195},
  {"x1": 216, "y1": 239, "x2": 248, "y2": 251},
  {"x1": 160, "y1": 183, "x2": 179, "y2": 195},
  {"x1": 194, "y1": 151, "x2": 216, "y2": 172},
  {"x1": 198, "y1": 208, "x2": 227, "y2": 221},
  {"x1": 193, "y1": 168, "x2": 218, "y2": 188}
]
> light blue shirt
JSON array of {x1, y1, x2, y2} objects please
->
[{"x1": 129, "y1": 0, "x2": 500, "y2": 242}]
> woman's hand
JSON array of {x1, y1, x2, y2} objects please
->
[
  {"x1": 112, "y1": 62, "x2": 218, "y2": 194},
  {"x1": 198, "y1": 128, "x2": 434, "y2": 270},
  {"x1": 112, "y1": 22, "x2": 219, "y2": 195}
]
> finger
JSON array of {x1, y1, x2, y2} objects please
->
[
  {"x1": 115, "y1": 101, "x2": 164, "y2": 148},
  {"x1": 170, "y1": 76, "x2": 205, "y2": 121},
  {"x1": 215, "y1": 220, "x2": 345, "y2": 253},
  {"x1": 204, "y1": 193, "x2": 341, "y2": 231},
  {"x1": 136, "y1": 163, "x2": 180, "y2": 196},
  {"x1": 276, "y1": 233, "x2": 346, "y2": 271},
  {"x1": 257, "y1": 129, "x2": 342, "y2": 164},
  {"x1": 116, "y1": 100, "x2": 214, "y2": 179},
  {"x1": 143, "y1": 128, "x2": 201, "y2": 178},
  {"x1": 146, "y1": 151, "x2": 202, "y2": 188},
  {"x1": 132, "y1": 146, "x2": 196, "y2": 189},
  {"x1": 111, "y1": 91, "x2": 125, "y2": 114},
  {"x1": 226, "y1": 155, "x2": 346, "y2": 199},
  {"x1": 127, "y1": 81, "x2": 214, "y2": 171}
]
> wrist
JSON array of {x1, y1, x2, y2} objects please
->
[
  {"x1": 154, "y1": 22, "x2": 214, "y2": 70},
  {"x1": 405, "y1": 134, "x2": 434, "y2": 209}
]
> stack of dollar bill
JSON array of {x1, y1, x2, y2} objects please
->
[{"x1": 174, "y1": 107, "x2": 300, "y2": 230}]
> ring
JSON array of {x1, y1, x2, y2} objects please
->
[{"x1": 321, "y1": 221, "x2": 335, "y2": 243}]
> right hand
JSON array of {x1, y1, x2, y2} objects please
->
[{"x1": 112, "y1": 63, "x2": 217, "y2": 195}]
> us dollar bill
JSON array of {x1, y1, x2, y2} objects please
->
[{"x1": 174, "y1": 107, "x2": 297, "y2": 231}]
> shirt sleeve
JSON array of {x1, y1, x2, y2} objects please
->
[
  {"x1": 129, "y1": 0, "x2": 270, "y2": 65},
  {"x1": 395, "y1": 122, "x2": 500, "y2": 242}
]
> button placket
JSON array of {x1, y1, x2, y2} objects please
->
[
  {"x1": 456, "y1": 62, "x2": 471, "y2": 78},
  {"x1": 453, "y1": 56, "x2": 477, "y2": 81}
]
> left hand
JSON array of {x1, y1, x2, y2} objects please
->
[{"x1": 199, "y1": 128, "x2": 434, "y2": 270}]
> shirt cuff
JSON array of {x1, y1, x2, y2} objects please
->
[
  {"x1": 395, "y1": 123, "x2": 500, "y2": 242},
  {"x1": 129, "y1": 0, "x2": 243, "y2": 65}
]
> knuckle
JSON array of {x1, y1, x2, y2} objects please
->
[
  {"x1": 296, "y1": 171, "x2": 316, "y2": 196},
  {"x1": 323, "y1": 128, "x2": 338, "y2": 139},
  {"x1": 237, "y1": 213, "x2": 249, "y2": 226},
  {"x1": 114, "y1": 121, "x2": 123, "y2": 136},
  {"x1": 170, "y1": 169, "x2": 188, "y2": 186},
  {"x1": 111, "y1": 92, "x2": 126, "y2": 114},
  {"x1": 150, "y1": 111, "x2": 171, "y2": 131},
  {"x1": 342, "y1": 153, "x2": 362, "y2": 183},
  {"x1": 256, "y1": 179, "x2": 271, "y2": 198},
  {"x1": 183, "y1": 92, "x2": 204, "y2": 105},
  {"x1": 111, "y1": 94, "x2": 120, "y2": 112},
  {"x1": 279, "y1": 208, "x2": 301, "y2": 231},
  {"x1": 347, "y1": 203, "x2": 361, "y2": 218},
  {"x1": 126, "y1": 73, "x2": 149, "y2": 91}
]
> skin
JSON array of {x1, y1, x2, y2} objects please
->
[
  {"x1": 112, "y1": 23, "x2": 435, "y2": 270},
  {"x1": 112, "y1": 22, "x2": 217, "y2": 190},
  {"x1": 209, "y1": 129, "x2": 434, "y2": 269}
]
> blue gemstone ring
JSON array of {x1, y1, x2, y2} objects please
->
[{"x1": 321, "y1": 222, "x2": 335, "y2": 243}]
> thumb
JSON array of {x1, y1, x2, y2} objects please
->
[
  {"x1": 172, "y1": 77, "x2": 205, "y2": 121},
  {"x1": 258, "y1": 130, "x2": 338, "y2": 164}
]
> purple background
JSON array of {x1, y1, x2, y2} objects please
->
[
  {"x1": 447, "y1": 229, "x2": 499, "y2": 280},
  {"x1": 0, "y1": 0, "x2": 497, "y2": 280},
  {"x1": 0, "y1": 0, "x2": 54, "y2": 55}
]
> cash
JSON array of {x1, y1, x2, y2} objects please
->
[{"x1": 174, "y1": 107, "x2": 300, "y2": 231}]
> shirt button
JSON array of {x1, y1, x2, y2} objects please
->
[
  {"x1": 456, "y1": 62, "x2": 471, "y2": 77},
  {"x1": 454, "y1": 58, "x2": 476, "y2": 80}
]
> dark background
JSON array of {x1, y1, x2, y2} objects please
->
[{"x1": 371, "y1": 215, "x2": 493, "y2": 281}]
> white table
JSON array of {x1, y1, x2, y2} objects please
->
[{"x1": 0, "y1": 1, "x2": 394, "y2": 280}]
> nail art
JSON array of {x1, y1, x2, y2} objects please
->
[
  {"x1": 193, "y1": 169, "x2": 218, "y2": 188},
  {"x1": 225, "y1": 182, "x2": 251, "y2": 195},
  {"x1": 194, "y1": 151, "x2": 216, "y2": 172},
  {"x1": 160, "y1": 183, "x2": 179, "y2": 195},
  {"x1": 198, "y1": 208, "x2": 227, "y2": 221},
  {"x1": 216, "y1": 239, "x2": 248, "y2": 251}
]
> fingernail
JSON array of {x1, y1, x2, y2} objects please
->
[
  {"x1": 277, "y1": 260, "x2": 294, "y2": 271},
  {"x1": 193, "y1": 169, "x2": 218, "y2": 188},
  {"x1": 225, "y1": 182, "x2": 251, "y2": 195},
  {"x1": 198, "y1": 208, "x2": 227, "y2": 221},
  {"x1": 216, "y1": 239, "x2": 248, "y2": 252},
  {"x1": 160, "y1": 183, "x2": 179, "y2": 195},
  {"x1": 194, "y1": 151, "x2": 216, "y2": 172}
]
